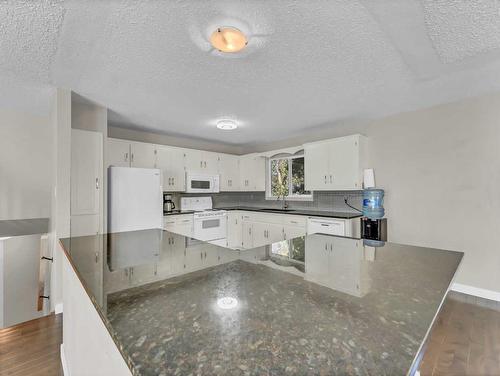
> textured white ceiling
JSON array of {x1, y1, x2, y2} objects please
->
[{"x1": 1, "y1": 0, "x2": 500, "y2": 146}]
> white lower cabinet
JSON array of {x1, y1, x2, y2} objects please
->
[
  {"x1": 305, "y1": 236, "x2": 367, "y2": 297},
  {"x1": 163, "y1": 214, "x2": 193, "y2": 237},
  {"x1": 226, "y1": 211, "x2": 243, "y2": 249},
  {"x1": 239, "y1": 211, "x2": 308, "y2": 249}
]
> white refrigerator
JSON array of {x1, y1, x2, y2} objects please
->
[
  {"x1": 108, "y1": 167, "x2": 163, "y2": 232},
  {"x1": 108, "y1": 167, "x2": 163, "y2": 269}
]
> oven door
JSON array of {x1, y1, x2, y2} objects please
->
[
  {"x1": 186, "y1": 175, "x2": 214, "y2": 193},
  {"x1": 193, "y1": 216, "x2": 227, "y2": 241}
]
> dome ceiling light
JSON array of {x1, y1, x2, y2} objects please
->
[
  {"x1": 216, "y1": 119, "x2": 238, "y2": 130},
  {"x1": 210, "y1": 27, "x2": 248, "y2": 53}
]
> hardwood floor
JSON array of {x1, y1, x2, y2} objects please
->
[
  {"x1": 421, "y1": 292, "x2": 500, "y2": 376},
  {"x1": 0, "y1": 314, "x2": 63, "y2": 376},
  {"x1": 0, "y1": 293, "x2": 498, "y2": 376}
]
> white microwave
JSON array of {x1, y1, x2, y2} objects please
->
[{"x1": 185, "y1": 173, "x2": 220, "y2": 193}]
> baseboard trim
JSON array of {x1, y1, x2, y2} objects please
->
[
  {"x1": 60, "y1": 343, "x2": 70, "y2": 376},
  {"x1": 55, "y1": 303, "x2": 63, "y2": 314},
  {"x1": 452, "y1": 283, "x2": 500, "y2": 302}
]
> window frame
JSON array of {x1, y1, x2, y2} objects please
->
[{"x1": 265, "y1": 154, "x2": 313, "y2": 201}]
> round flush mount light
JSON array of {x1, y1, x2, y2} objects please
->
[
  {"x1": 210, "y1": 27, "x2": 248, "y2": 53},
  {"x1": 217, "y1": 296, "x2": 238, "y2": 310},
  {"x1": 216, "y1": 119, "x2": 238, "y2": 130}
]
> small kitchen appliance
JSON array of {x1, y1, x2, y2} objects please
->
[
  {"x1": 185, "y1": 173, "x2": 220, "y2": 193},
  {"x1": 163, "y1": 193, "x2": 176, "y2": 213}
]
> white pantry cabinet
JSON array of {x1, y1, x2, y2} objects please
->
[
  {"x1": 304, "y1": 134, "x2": 367, "y2": 191},
  {"x1": 156, "y1": 145, "x2": 185, "y2": 192},
  {"x1": 218, "y1": 154, "x2": 240, "y2": 191},
  {"x1": 239, "y1": 155, "x2": 266, "y2": 191}
]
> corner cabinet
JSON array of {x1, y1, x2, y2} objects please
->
[{"x1": 304, "y1": 134, "x2": 367, "y2": 191}]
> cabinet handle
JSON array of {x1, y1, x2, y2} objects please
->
[
  {"x1": 131, "y1": 153, "x2": 134, "y2": 163},
  {"x1": 172, "y1": 177, "x2": 175, "y2": 185},
  {"x1": 201, "y1": 252, "x2": 203, "y2": 260},
  {"x1": 168, "y1": 177, "x2": 171, "y2": 185},
  {"x1": 324, "y1": 175, "x2": 327, "y2": 184},
  {"x1": 249, "y1": 228, "x2": 251, "y2": 235},
  {"x1": 204, "y1": 161, "x2": 207, "y2": 168},
  {"x1": 290, "y1": 220, "x2": 297, "y2": 224},
  {"x1": 330, "y1": 175, "x2": 333, "y2": 183},
  {"x1": 124, "y1": 152, "x2": 128, "y2": 162},
  {"x1": 200, "y1": 161, "x2": 203, "y2": 168},
  {"x1": 95, "y1": 178, "x2": 99, "y2": 190},
  {"x1": 330, "y1": 244, "x2": 333, "y2": 251},
  {"x1": 325, "y1": 244, "x2": 328, "y2": 250}
]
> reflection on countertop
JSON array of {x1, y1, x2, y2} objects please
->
[{"x1": 60, "y1": 230, "x2": 462, "y2": 376}]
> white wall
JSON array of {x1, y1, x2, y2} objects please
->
[
  {"x1": 0, "y1": 109, "x2": 52, "y2": 220},
  {"x1": 253, "y1": 92, "x2": 500, "y2": 295},
  {"x1": 367, "y1": 94, "x2": 500, "y2": 295}
]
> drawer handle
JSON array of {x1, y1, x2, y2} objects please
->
[{"x1": 290, "y1": 221, "x2": 298, "y2": 224}]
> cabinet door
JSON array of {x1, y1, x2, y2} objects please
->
[
  {"x1": 157, "y1": 146, "x2": 185, "y2": 192},
  {"x1": 283, "y1": 225, "x2": 306, "y2": 241},
  {"x1": 304, "y1": 142, "x2": 330, "y2": 190},
  {"x1": 130, "y1": 142, "x2": 157, "y2": 168},
  {"x1": 219, "y1": 154, "x2": 240, "y2": 191},
  {"x1": 252, "y1": 222, "x2": 269, "y2": 248},
  {"x1": 227, "y1": 212, "x2": 242, "y2": 249},
  {"x1": 242, "y1": 222, "x2": 253, "y2": 249},
  {"x1": 239, "y1": 156, "x2": 253, "y2": 190},
  {"x1": 267, "y1": 223, "x2": 285, "y2": 244},
  {"x1": 184, "y1": 149, "x2": 203, "y2": 172},
  {"x1": 107, "y1": 138, "x2": 130, "y2": 167},
  {"x1": 329, "y1": 136, "x2": 361, "y2": 190},
  {"x1": 202, "y1": 151, "x2": 219, "y2": 174},
  {"x1": 252, "y1": 156, "x2": 266, "y2": 191},
  {"x1": 304, "y1": 236, "x2": 330, "y2": 284}
]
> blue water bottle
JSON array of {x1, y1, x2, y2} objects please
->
[{"x1": 362, "y1": 189, "x2": 385, "y2": 219}]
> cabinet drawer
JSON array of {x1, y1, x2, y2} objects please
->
[{"x1": 282, "y1": 215, "x2": 307, "y2": 227}]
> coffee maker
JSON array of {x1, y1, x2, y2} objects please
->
[{"x1": 163, "y1": 193, "x2": 176, "y2": 213}]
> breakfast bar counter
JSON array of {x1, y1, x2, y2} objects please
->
[{"x1": 60, "y1": 230, "x2": 462, "y2": 376}]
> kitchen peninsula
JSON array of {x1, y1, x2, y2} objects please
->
[{"x1": 60, "y1": 229, "x2": 462, "y2": 376}]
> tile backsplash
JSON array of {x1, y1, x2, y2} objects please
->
[{"x1": 169, "y1": 191, "x2": 363, "y2": 213}]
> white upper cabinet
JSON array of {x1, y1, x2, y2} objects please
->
[
  {"x1": 107, "y1": 138, "x2": 130, "y2": 167},
  {"x1": 156, "y1": 145, "x2": 185, "y2": 192},
  {"x1": 239, "y1": 155, "x2": 265, "y2": 191},
  {"x1": 184, "y1": 150, "x2": 219, "y2": 174},
  {"x1": 304, "y1": 134, "x2": 367, "y2": 191},
  {"x1": 130, "y1": 141, "x2": 157, "y2": 168},
  {"x1": 107, "y1": 138, "x2": 156, "y2": 169},
  {"x1": 218, "y1": 154, "x2": 240, "y2": 191}
]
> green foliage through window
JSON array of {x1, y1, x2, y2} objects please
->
[{"x1": 269, "y1": 156, "x2": 310, "y2": 198}]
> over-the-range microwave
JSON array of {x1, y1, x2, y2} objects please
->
[{"x1": 185, "y1": 172, "x2": 220, "y2": 193}]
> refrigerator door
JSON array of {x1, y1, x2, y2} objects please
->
[{"x1": 108, "y1": 167, "x2": 163, "y2": 233}]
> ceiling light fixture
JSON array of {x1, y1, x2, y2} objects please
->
[
  {"x1": 210, "y1": 27, "x2": 248, "y2": 53},
  {"x1": 216, "y1": 119, "x2": 238, "y2": 130}
]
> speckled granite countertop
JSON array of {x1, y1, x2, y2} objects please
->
[
  {"x1": 60, "y1": 230, "x2": 462, "y2": 376},
  {"x1": 216, "y1": 206, "x2": 362, "y2": 219}
]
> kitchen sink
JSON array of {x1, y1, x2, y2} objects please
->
[{"x1": 260, "y1": 208, "x2": 295, "y2": 212}]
